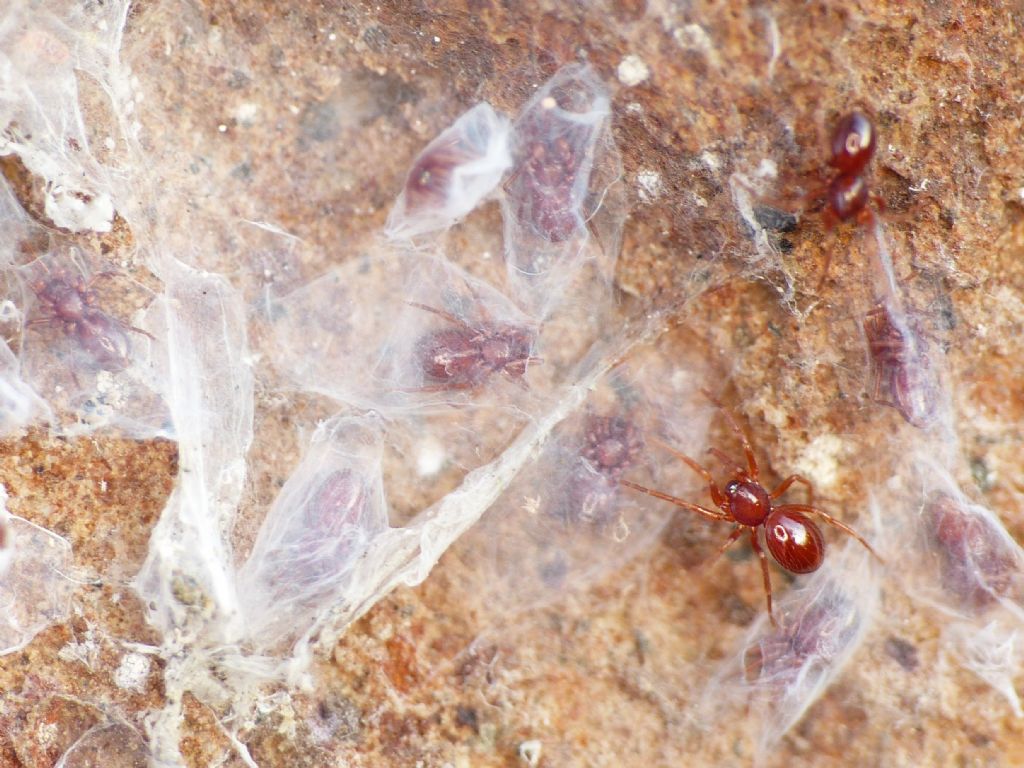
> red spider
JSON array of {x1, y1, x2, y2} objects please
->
[
  {"x1": 822, "y1": 111, "x2": 880, "y2": 229},
  {"x1": 622, "y1": 391, "x2": 881, "y2": 624},
  {"x1": 806, "y1": 111, "x2": 887, "y2": 286}
]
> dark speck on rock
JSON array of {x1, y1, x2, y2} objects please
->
[
  {"x1": 721, "y1": 593, "x2": 757, "y2": 626},
  {"x1": 455, "y1": 705, "x2": 479, "y2": 732},
  {"x1": 300, "y1": 101, "x2": 340, "y2": 143},
  {"x1": 362, "y1": 25, "x2": 390, "y2": 51},
  {"x1": 884, "y1": 636, "x2": 919, "y2": 671},
  {"x1": 754, "y1": 205, "x2": 798, "y2": 233},
  {"x1": 227, "y1": 70, "x2": 251, "y2": 89}
]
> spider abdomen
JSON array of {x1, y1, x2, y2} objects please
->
[{"x1": 765, "y1": 510, "x2": 825, "y2": 574}]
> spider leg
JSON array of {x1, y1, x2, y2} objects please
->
[
  {"x1": 700, "y1": 389, "x2": 760, "y2": 479},
  {"x1": 406, "y1": 301, "x2": 474, "y2": 331},
  {"x1": 85, "y1": 270, "x2": 120, "y2": 289},
  {"x1": 815, "y1": 244, "x2": 837, "y2": 291},
  {"x1": 749, "y1": 528, "x2": 777, "y2": 627},
  {"x1": 122, "y1": 322, "x2": 156, "y2": 342},
  {"x1": 457, "y1": 275, "x2": 496, "y2": 326},
  {"x1": 650, "y1": 436, "x2": 727, "y2": 507},
  {"x1": 769, "y1": 474, "x2": 815, "y2": 506},
  {"x1": 396, "y1": 383, "x2": 475, "y2": 394},
  {"x1": 708, "y1": 447, "x2": 746, "y2": 477},
  {"x1": 860, "y1": 200, "x2": 882, "y2": 225},
  {"x1": 778, "y1": 503, "x2": 883, "y2": 563},
  {"x1": 618, "y1": 479, "x2": 729, "y2": 523},
  {"x1": 26, "y1": 316, "x2": 58, "y2": 327},
  {"x1": 501, "y1": 158, "x2": 525, "y2": 194},
  {"x1": 711, "y1": 525, "x2": 744, "y2": 562}
]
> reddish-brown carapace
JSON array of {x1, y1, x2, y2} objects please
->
[
  {"x1": 27, "y1": 270, "x2": 152, "y2": 373},
  {"x1": 863, "y1": 301, "x2": 938, "y2": 427},
  {"x1": 278, "y1": 469, "x2": 372, "y2": 594},
  {"x1": 408, "y1": 301, "x2": 538, "y2": 392},
  {"x1": 622, "y1": 391, "x2": 881, "y2": 625},
  {"x1": 300, "y1": 470, "x2": 366, "y2": 538}
]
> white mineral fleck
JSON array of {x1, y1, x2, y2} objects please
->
[
  {"x1": 114, "y1": 652, "x2": 151, "y2": 692},
  {"x1": 416, "y1": 435, "x2": 446, "y2": 477},
  {"x1": 519, "y1": 740, "x2": 543, "y2": 767},
  {"x1": 794, "y1": 434, "x2": 846, "y2": 491},
  {"x1": 234, "y1": 102, "x2": 260, "y2": 126},
  {"x1": 636, "y1": 169, "x2": 663, "y2": 203},
  {"x1": 617, "y1": 54, "x2": 650, "y2": 86},
  {"x1": 755, "y1": 158, "x2": 778, "y2": 179},
  {"x1": 44, "y1": 185, "x2": 115, "y2": 233}
]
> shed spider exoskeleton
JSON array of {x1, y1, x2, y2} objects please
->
[
  {"x1": 27, "y1": 269, "x2": 153, "y2": 373},
  {"x1": 621, "y1": 391, "x2": 881, "y2": 624},
  {"x1": 407, "y1": 301, "x2": 539, "y2": 393},
  {"x1": 862, "y1": 301, "x2": 938, "y2": 428}
]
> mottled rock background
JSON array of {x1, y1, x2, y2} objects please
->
[{"x1": 2, "y1": 1, "x2": 1024, "y2": 766}]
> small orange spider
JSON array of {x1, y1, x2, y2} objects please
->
[{"x1": 622, "y1": 391, "x2": 881, "y2": 624}]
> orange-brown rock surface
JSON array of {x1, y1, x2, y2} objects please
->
[{"x1": 2, "y1": 1, "x2": 1024, "y2": 766}]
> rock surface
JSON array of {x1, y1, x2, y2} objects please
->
[{"x1": 2, "y1": 1, "x2": 1024, "y2": 766}]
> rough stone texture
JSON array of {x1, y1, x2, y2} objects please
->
[{"x1": 2, "y1": 0, "x2": 1024, "y2": 766}]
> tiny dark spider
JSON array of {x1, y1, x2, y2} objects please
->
[
  {"x1": 559, "y1": 414, "x2": 644, "y2": 526},
  {"x1": 27, "y1": 270, "x2": 152, "y2": 373},
  {"x1": 863, "y1": 302, "x2": 938, "y2": 428},
  {"x1": 510, "y1": 126, "x2": 584, "y2": 243},
  {"x1": 274, "y1": 470, "x2": 371, "y2": 595},
  {"x1": 579, "y1": 414, "x2": 644, "y2": 482},
  {"x1": 407, "y1": 301, "x2": 539, "y2": 392},
  {"x1": 621, "y1": 391, "x2": 881, "y2": 624}
]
